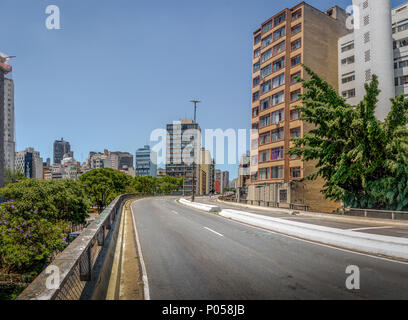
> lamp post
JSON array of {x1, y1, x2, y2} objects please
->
[{"x1": 190, "y1": 99, "x2": 201, "y2": 202}]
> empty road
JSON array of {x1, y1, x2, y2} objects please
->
[{"x1": 131, "y1": 197, "x2": 408, "y2": 300}]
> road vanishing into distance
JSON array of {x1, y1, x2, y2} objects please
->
[{"x1": 131, "y1": 197, "x2": 408, "y2": 300}]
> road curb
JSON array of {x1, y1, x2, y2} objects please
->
[{"x1": 179, "y1": 198, "x2": 221, "y2": 212}]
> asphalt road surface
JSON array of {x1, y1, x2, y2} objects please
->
[{"x1": 131, "y1": 197, "x2": 408, "y2": 300}]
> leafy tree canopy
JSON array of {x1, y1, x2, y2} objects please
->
[{"x1": 289, "y1": 66, "x2": 408, "y2": 210}]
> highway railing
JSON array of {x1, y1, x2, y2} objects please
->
[
  {"x1": 344, "y1": 208, "x2": 408, "y2": 221},
  {"x1": 17, "y1": 194, "x2": 139, "y2": 300}
]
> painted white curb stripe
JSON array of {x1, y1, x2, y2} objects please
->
[{"x1": 179, "y1": 198, "x2": 221, "y2": 212}]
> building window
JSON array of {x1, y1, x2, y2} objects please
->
[
  {"x1": 292, "y1": 9, "x2": 302, "y2": 20},
  {"x1": 260, "y1": 132, "x2": 271, "y2": 145},
  {"x1": 290, "y1": 167, "x2": 301, "y2": 178},
  {"x1": 272, "y1": 127, "x2": 284, "y2": 141},
  {"x1": 261, "y1": 80, "x2": 272, "y2": 94},
  {"x1": 259, "y1": 150, "x2": 271, "y2": 163},
  {"x1": 290, "y1": 89, "x2": 301, "y2": 102},
  {"x1": 254, "y1": 48, "x2": 261, "y2": 58},
  {"x1": 272, "y1": 109, "x2": 284, "y2": 123},
  {"x1": 272, "y1": 91, "x2": 285, "y2": 106},
  {"x1": 253, "y1": 62, "x2": 260, "y2": 72},
  {"x1": 274, "y1": 12, "x2": 286, "y2": 26},
  {"x1": 365, "y1": 50, "x2": 370, "y2": 62},
  {"x1": 272, "y1": 73, "x2": 285, "y2": 88},
  {"x1": 273, "y1": 41, "x2": 286, "y2": 56},
  {"x1": 251, "y1": 139, "x2": 258, "y2": 150},
  {"x1": 253, "y1": 76, "x2": 260, "y2": 87},
  {"x1": 261, "y1": 49, "x2": 273, "y2": 63},
  {"x1": 261, "y1": 64, "x2": 272, "y2": 78},
  {"x1": 399, "y1": 60, "x2": 408, "y2": 68},
  {"x1": 393, "y1": 22, "x2": 408, "y2": 34},
  {"x1": 252, "y1": 107, "x2": 259, "y2": 118},
  {"x1": 290, "y1": 109, "x2": 301, "y2": 120},
  {"x1": 363, "y1": 15, "x2": 370, "y2": 26},
  {"x1": 253, "y1": 91, "x2": 260, "y2": 102},
  {"x1": 342, "y1": 74, "x2": 355, "y2": 84},
  {"x1": 400, "y1": 75, "x2": 408, "y2": 85},
  {"x1": 273, "y1": 26, "x2": 286, "y2": 41},
  {"x1": 273, "y1": 57, "x2": 285, "y2": 72},
  {"x1": 271, "y1": 147, "x2": 284, "y2": 161},
  {"x1": 395, "y1": 77, "x2": 399, "y2": 86},
  {"x1": 260, "y1": 97, "x2": 271, "y2": 111},
  {"x1": 291, "y1": 55, "x2": 301, "y2": 67},
  {"x1": 291, "y1": 39, "x2": 301, "y2": 51},
  {"x1": 291, "y1": 24, "x2": 302, "y2": 35},
  {"x1": 342, "y1": 89, "x2": 356, "y2": 99},
  {"x1": 262, "y1": 20, "x2": 273, "y2": 33},
  {"x1": 262, "y1": 34, "x2": 273, "y2": 48},
  {"x1": 364, "y1": 32, "x2": 370, "y2": 43},
  {"x1": 341, "y1": 56, "x2": 355, "y2": 65},
  {"x1": 363, "y1": 0, "x2": 369, "y2": 10},
  {"x1": 291, "y1": 71, "x2": 301, "y2": 84},
  {"x1": 252, "y1": 122, "x2": 259, "y2": 130},
  {"x1": 259, "y1": 168, "x2": 270, "y2": 180},
  {"x1": 260, "y1": 114, "x2": 271, "y2": 127},
  {"x1": 290, "y1": 127, "x2": 301, "y2": 138},
  {"x1": 365, "y1": 69, "x2": 372, "y2": 82},
  {"x1": 272, "y1": 166, "x2": 284, "y2": 179},
  {"x1": 341, "y1": 43, "x2": 354, "y2": 53},
  {"x1": 254, "y1": 34, "x2": 261, "y2": 44}
]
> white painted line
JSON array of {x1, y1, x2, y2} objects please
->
[
  {"x1": 171, "y1": 210, "x2": 179, "y2": 215},
  {"x1": 348, "y1": 226, "x2": 394, "y2": 232},
  {"x1": 130, "y1": 201, "x2": 151, "y2": 300},
  {"x1": 204, "y1": 227, "x2": 224, "y2": 237}
]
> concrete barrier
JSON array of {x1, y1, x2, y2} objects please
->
[
  {"x1": 179, "y1": 198, "x2": 221, "y2": 212},
  {"x1": 220, "y1": 209, "x2": 408, "y2": 261}
]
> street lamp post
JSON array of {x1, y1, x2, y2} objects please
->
[{"x1": 190, "y1": 99, "x2": 201, "y2": 202}]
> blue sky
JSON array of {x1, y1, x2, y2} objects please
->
[{"x1": 1, "y1": 0, "x2": 406, "y2": 179}]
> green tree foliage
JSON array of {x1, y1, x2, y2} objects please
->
[
  {"x1": 289, "y1": 66, "x2": 408, "y2": 210},
  {"x1": 0, "y1": 201, "x2": 69, "y2": 274},
  {"x1": 79, "y1": 168, "x2": 133, "y2": 213},
  {"x1": 3, "y1": 169, "x2": 26, "y2": 186},
  {"x1": 0, "y1": 179, "x2": 90, "y2": 225},
  {"x1": 156, "y1": 176, "x2": 183, "y2": 195}
]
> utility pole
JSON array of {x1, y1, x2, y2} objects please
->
[{"x1": 190, "y1": 99, "x2": 201, "y2": 202}]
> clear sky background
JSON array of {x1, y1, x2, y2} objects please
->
[{"x1": 1, "y1": 0, "x2": 406, "y2": 179}]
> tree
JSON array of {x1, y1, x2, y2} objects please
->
[
  {"x1": 79, "y1": 168, "x2": 133, "y2": 213},
  {"x1": 3, "y1": 169, "x2": 26, "y2": 186},
  {"x1": 157, "y1": 176, "x2": 183, "y2": 194},
  {"x1": 289, "y1": 65, "x2": 408, "y2": 210},
  {"x1": 0, "y1": 179, "x2": 90, "y2": 225}
]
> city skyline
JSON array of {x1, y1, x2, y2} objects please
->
[{"x1": 4, "y1": 0, "x2": 406, "y2": 180}]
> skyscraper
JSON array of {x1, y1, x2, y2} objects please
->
[
  {"x1": 0, "y1": 52, "x2": 13, "y2": 187},
  {"x1": 15, "y1": 147, "x2": 43, "y2": 179},
  {"x1": 53, "y1": 138, "x2": 71, "y2": 165},
  {"x1": 166, "y1": 120, "x2": 201, "y2": 196},
  {"x1": 249, "y1": 3, "x2": 349, "y2": 212},
  {"x1": 135, "y1": 145, "x2": 157, "y2": 177},
  {"x1": 3, "y1": 78, "x2": 15, "y2": 172}
]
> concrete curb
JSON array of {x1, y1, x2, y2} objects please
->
[
  {"x1": 217, "y1": 199, "x2": 408, "y2": 227},
  {"x1": 179, "y1": 198, "x2": 221, "y2": 212},
  {"x1": 220, "y1": 209, "x2": 408, "y2": 261}
]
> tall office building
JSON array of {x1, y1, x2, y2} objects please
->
[
  {"x1": 3, "y1": 78, "x2": 15, "y2": 172},
  {"x1": 15, "y1": 147, "x2": 43, "y2": 179},
  {"x1": 339, "y1": 0, "x2": 408, "y2": 120},
  {"x1": 135, "y1": 145, "x2": 157, "y2": 177},
  {"x1": 53, "y1": 138, "x2": 71, "y2": 165},
  {"x1": 111, "y1": 151, "x2": 134, "y2": 169},
  {"x1": 0, "y1": 53, "x2": 12, "y2": 187},
  {"x1": 199, "y1": 148, "x2": 214, "y2": 195},
  {"x1": 249, "y1": 3, "x2": 349, "y2": 212},
  {"x1": 166, "y1": 120, "x2": 201, "y2": 196}
]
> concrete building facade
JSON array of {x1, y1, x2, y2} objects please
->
[
  {"x1": 53, "y1": 138, "x2": 71, "y2": 165},
  {"x1": 166, "y1": 120, "x2": 201, "y2": 196},
  {"x1": 15, "y1": 147, "x2": 43, "y2": 179},
  {"x1": 249, "y1": 2, "x2": 349, "y2": 212},
  {"x1": 3, "y1": 78, "x2": 15, "y2": 172}
]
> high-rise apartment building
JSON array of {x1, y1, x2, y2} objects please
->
[
  {"x1": 0, "y1": 53, "x2": 12, "y2": 187},
  {"x1": 53, "y1": 138, "x2": 71, "y2": 165},
  {"x1": 339, "y1": 0, "x2": 408, "y2": 120},
  {"x1": 135, "y1": 145, "x2": 157, "y2": 177},
  {"x1": 112, "y1": 151, "x2": 134, "y2": 170},
  {"x1": 3, "y1": 78, "x2": 15, "y2": 172},
  {"x1": 15, "y1": 147, "x2": 43, "y2": 179},
  {"x1": 166, "y1": 120, "x2": 201, "y2": 196},
  {"x1": 249, "y1": 3, "x2": 349, "y2": 212},
  {"x1": 199, "y1": 148, "x2": 214, "y2": 195}
]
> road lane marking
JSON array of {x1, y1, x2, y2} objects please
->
[
  {"x1": 171, "y1": 210, "x2": 179, "y2": 215},
  {"x1": 204, "y1": 227, "x2": 224, "y2": 237},
  {"x1": 348, "y1": 226, "x2": 394, "y2": 232},
  {"x1": 130, "y1": 201, "x2": 151, "y2": 300}
]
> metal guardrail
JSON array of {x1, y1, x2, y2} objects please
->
[
  {"x1": 344, "y1": 208, "x2": 408, "y2": 220},
  {"x1": 17, "y1": 194, "x2": 139, "y2": 300},
  {"x1": 233, "y1": 199, "x2": 309, "y2": 211}
]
